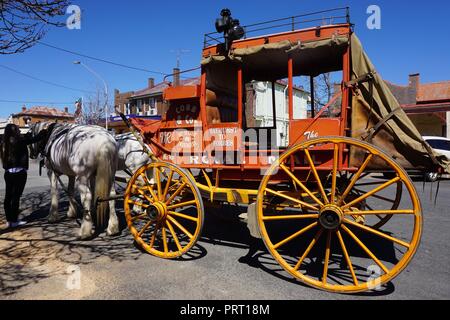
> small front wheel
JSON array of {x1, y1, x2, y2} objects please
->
[{"x1": 124, "y1": 162, "x2": 204, "y2": 259}]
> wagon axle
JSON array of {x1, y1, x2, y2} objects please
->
[
  {"x1": 319, "y1": 205, "x2": 344, "y2": 230},
  {"x1": 147, "y1": 202, "x2": 168, "y2": 222}
]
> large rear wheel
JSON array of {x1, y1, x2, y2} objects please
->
[{"x1": 256, "y1": 137, "x2": 422, "y2": 293}]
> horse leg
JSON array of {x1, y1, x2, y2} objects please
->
[
  {"x1": 47, "y1": 169, "x2": 60, "y2": 223},
  {"x1": 77, "y1": 177, "x2": 94, "y2": 239},
  {"x1": 106, "y1": 185, "x2": 119, "y2": 236},
  {"x1": 67, "y1": 176, "x2": 78, "y2": 219}
]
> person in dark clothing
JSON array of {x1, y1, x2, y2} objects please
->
[{"x1": 0, "y1": 123, "x2": 47, "y2": 228}]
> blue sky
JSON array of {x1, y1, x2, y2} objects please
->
[{"x1": 0, "y1": 0, "x2": 449, "y2": 118}]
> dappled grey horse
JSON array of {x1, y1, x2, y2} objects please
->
[
  {"x1": 115, "y1": 132, "x2": 151, "y2": 175},
  {"x1": 29, "y1": 122, "x2": 119, "y2": 239}
]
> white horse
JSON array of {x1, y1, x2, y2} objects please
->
[
  {"x1": 29, "y1": 122, "x2": 119, "y2": 239},
  {"x1": 115, "y1": 132, "x2": 151, "y2": 175}
]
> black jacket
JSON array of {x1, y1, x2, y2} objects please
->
[{"x1": 1, "y1": 132, "x2": 45, "y2": 170}]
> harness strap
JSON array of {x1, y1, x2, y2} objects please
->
[
  {"x1": 361, "y1": 107, "x2": 402, "y2": 142},
  {"x1": 344, "y1": 71, "x2": 376, "y2": 88}
]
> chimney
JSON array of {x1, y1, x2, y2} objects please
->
[
  {"x1": 408, "y1": 73, "x2": 420, "y2": 104},
  {"x1": 173, "y1": 68, "x2": 180, "y2": 87},
  {"x1": 22, "y1": 106, "x2": 26, "y2": 112},
  {"x1": 64, "y1": 107, "x2": 69, "y2": 113},
  {"x1": 114, "y1": 89, "x2": 120, "y2": 96},
  {"x1": 148, "y1": 78, "x2": 155, "y2": 88},
  {"x1": 409, "y1": 73, "x2": 420, "y2": 90}
]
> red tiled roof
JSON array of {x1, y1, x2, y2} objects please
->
[
  {"x1": 13, "y1": 106, "x2": 74, "y2": 118},
  {"x1": 132, "y1": 77, "x2": 201, "y2": 98},
  {"x1": 417, "y1": 81, "x2": 450, "y2": 102}
]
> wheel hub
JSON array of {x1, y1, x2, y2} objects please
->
[
  {"x1": 319, "y1": 205, "x2": 344, "y2": 230},
  {"x1": 147, "y1": 202, "x2": 167, "y2": 222}
]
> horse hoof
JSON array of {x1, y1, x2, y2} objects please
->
[
  {"x1": 107, "y1": 226, "x2": 120, "y2": 236},
  {"x1": 67, "y1": 211, "x2": 77, "y2": 219},
  {"x1": 79, "y1": 229, "x2": 94, "y2": 240},
  {"x1": 79, "y1": 222, "x2": 94, "y2": 240},
  {"x1": 48, "y1": 215, "x2": 59, "y2": 223}
]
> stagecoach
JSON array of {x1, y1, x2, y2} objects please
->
[{"x1": 117, "y1": 8, "x2": 448, "y2": 293}]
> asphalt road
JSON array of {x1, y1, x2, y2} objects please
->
[{"x1": 0, "y1": 161, "x2": 449, "y2": 300}]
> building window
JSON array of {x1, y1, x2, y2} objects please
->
[
  {"x1": 148, "y1": 98, "x2": 157, "y2": 116},
  {"x1": 137, "y1": 100, "x2": 142, "y2": 115},
  {"x1": 125, "y1": 103, "x2": 131, "y2": 115}
]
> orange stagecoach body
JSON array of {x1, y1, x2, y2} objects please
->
[{"x1": 122, "y1": 8, "x2": 448, "y2": 293}]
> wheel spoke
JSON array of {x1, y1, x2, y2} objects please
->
[
  {"x1": 304, "y1": 149, "x2": 329, "y2": 204},
  {"x1": 140, "y1": 172, "x2": 153, "y2": 187},
  {"x1": 330, "y1": 144, "x2": 339, "y2": 203},
  {"x1": 149, "y1": 224, "x2": 160, "y2": 248},
  {"x1": 273, "y1": 222, "x2": 318, "y2": 250},
  {"x1": 147, "y1": 185, "x2": 159, "y2": 203},
  {"x1": 336, "y1": 230, "x2": 359, "y2": 286},
  {"x1": 165, "y1": 181, "x2": 188, "y2": 205},
  {"x1": 155, "y1": 168, "x2": 163, "y2": 201},
  {"x1": 322, "y1": 231, "x2": 332, "y2": 285},
  {"x1": 167, "y1": 215, "x2": 193, "y2": 239},
  {"x1": 131, "y1": 213, "x2": 148, "y2": 222},
  {"x1": 279, "y1": 164, "x2": 323, "y2": 206},
  {"x1": 294, "y1": 228, "x2": 324, "y2": 271},
  {"x1": 167, "y1": 199, "x2": 197, "y2": 211},
  {"x1": 344, "y1": 209, "x2": 413, "y2": 216},
  {"x1": 353, "y1": 189, "x2": 397, "y2": 203},
  {"x1": 355, "y1": 181, "x2": 391, "y2": 187},
  {"x1": 132, "y1": 185, "x2": 153, "y2": 203},
  {"x1": 338, "y1": 154, "x2": 373, "y2": 205},
  {"x1": 168, "y1": 210, "x2": 199, "y2": 222},
  {"x1": 128, "y1": 199, "x2": 149, "y2": 208},
  {"x1": 265, "y1": 188, "x2": 319, "y2": 211},
  {"x1": 162, "y1": 226, "x2": 168, "y2": 253},
  {"x1": 344, "y1": 219, "x2": 411, "y2": 248},
  {"x1": 341, "y1": 225, "x2": 389, "y2": 274},
  {"x1": 342, "y1": 177, "x2": 400, "y2": 210},
  {"x1": 166, "y1": 220, "x2": 183, "y2": 252},
  {"x1": 162, "y1": 170, "x2": 174, "y2": 202},
  {"x1": 138, "y1": 220, "x2": 154, "y2": 237},
  {"x1": 262, "y1": 214, "x2": 319, "y2": 221}
]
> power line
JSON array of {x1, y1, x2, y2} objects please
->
[
  {"x1": 38, "y1": 41, "x2": 168, "y2": 76},
  {"x1": 0, "y1": 64, "x2": 96, "y2": 94},
  {"x1": 0, "y1": 99, "x2": 75, "y2": 105}
]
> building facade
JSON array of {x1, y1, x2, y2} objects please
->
[
  {"x1": 11, "y1": 106, "x2": 75, "y2": 128},
  {"x1": 386, "y1": 74, "x2": 450, "y2": 138},
  {"x1": 113, "y1": 69, "x2": 198, "y2": 133}
]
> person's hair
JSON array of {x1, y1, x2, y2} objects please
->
[{"x1": 0, "y1": 123, "x2": 20, "y2": 166}]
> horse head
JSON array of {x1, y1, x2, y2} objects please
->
[{"x1": 28, "y1": 122, "x2": 55, "y2": 159}]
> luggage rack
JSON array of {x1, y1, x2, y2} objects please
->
[{"x1": 203, "y1": 7, "x2": 351, "y2": 48}]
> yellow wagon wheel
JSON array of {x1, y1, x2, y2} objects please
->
[
  {"x1": 336, "y1": 169, "x2": 403, "y2": 229},
  {"x1": 256, "y1": 137, "x2": 422, "y2": 293},
  {"x1": 124, "y1": 162, "x2": 204, "y2": 259}
]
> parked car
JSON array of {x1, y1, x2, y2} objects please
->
[{"x1": 423, "y1": 136, "x2": 450, "y2": 182}]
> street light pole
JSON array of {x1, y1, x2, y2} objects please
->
[{"x1": 74, "y1": 61, "x2": 109, "y2": 130}]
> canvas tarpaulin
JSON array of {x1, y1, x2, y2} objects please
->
[
  {"x1": 349, "y1": 35, "x2": 449, "y2": 173},
  {"x1": 201, "y1": 33, "x2": 449, "y2": 173},
  {"x1": 201, "y1": 35, "x2": 349, "y2": 81}
]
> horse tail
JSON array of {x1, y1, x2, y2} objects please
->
[{"x1": 94, "y1": 142, "x2": 117, "y2": 228}]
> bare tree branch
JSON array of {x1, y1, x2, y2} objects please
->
[
  {"x1": 77, "y1": 87, "x2": 111, "y2": 126},
  {"x1": 0, "y1": 0, "x2": 70, "y2": 54}
]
